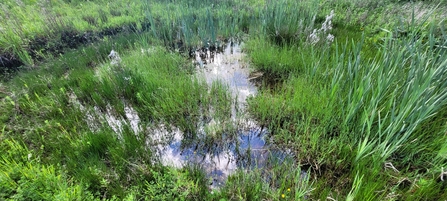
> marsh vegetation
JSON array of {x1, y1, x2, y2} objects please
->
[{"x1": 1, "y1": 0, "x2": 447, "y2": 200}]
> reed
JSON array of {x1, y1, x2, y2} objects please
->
[{"x1": 246, "y1": 10, "x2": 447, "y2": 198}]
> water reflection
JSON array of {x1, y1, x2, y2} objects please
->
[{"x1": 152, "y1": 42, "x2": 292, "y2": 187}]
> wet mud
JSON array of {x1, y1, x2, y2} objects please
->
[{"x1": 0, "y1": 22, "x2": 151, "y2": 70}]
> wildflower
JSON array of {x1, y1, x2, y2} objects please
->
[
  {"x1": 360, "y1": 27, "x2": 364, "y2": 31},
  {"x1": 287, "y1": 188, "x2": 291, "y2": 192},
  {"x1": 281, "y1": 194, "x2": 285, "y2": 198}
]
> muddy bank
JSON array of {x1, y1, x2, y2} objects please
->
[
  {"x1": 0, "y1": 53, "x2": 24, "y2": 75},
  {"x1": 0, "y1": 21, "x2": 151, "y2": 71}
]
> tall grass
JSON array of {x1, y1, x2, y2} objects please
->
[
  {"x1": 259, "y1": 0, "x2": 319, "y2": 44},
  {"x1": 246, "y1": 9, "x2": 447, "y2": 198},
  {"x1": 143, "y1": 0, "x2": 323, "y2": 50},
  {"x1": 216, "y1": 161, "x2": 313, "y2": 200},
  {"x1": 143, "y1": 0, "x2": 251, "y2": 50}
]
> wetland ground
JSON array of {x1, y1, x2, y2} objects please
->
[{"x1": 1, "y1": 0, "x2": 447, "y2": 200}]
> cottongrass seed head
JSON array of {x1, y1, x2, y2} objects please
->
[{"x1": 108, "y1": 50, "x2": 122, "y2": 66}]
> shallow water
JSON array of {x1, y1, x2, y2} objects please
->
[
  {"x1": 88, "y1": 43, "x2": 293, "y2": 188},
  {"x1": 152, "y1": 42, "x2": 292, "y2": 187},
  {"x1": 197, "y1": 42, "x2": 257, "y2": 105}
]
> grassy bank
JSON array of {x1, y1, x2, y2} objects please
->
[
  {"x1": 245, "y1": 1, "x2": 447, "y2": 199},
  {"x1": 1, "y1": 0, "x2": 447, "y2": 200},
  {"x1": 0, "y1": 0, "x2": 145, "y2": 67}
]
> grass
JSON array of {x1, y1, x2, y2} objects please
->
[
  {"x1": 0, "y1": 0, "x2": 146, "y2": 66},
  {"x1": 1, "y1": 0, "x2": 447, "y2": 200},
  {"x1": 1, "y1": 28, "x2": 238, "y2": 199},
  {"x1": 245, "y1": 5, "x2": 447, "y2": 199}
]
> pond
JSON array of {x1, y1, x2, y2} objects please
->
[
  {"x1": 150, "y1": 41, "x2": 294, "y2": 188},
  {"x1": 80, "y1": 41, "x2": 296, "y2": 188}
]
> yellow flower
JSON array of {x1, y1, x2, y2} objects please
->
[
  {"x1": 287, "y1": 188, "x2": 291, "y2": 192},
  {"x1": 281, "y1": 194, "x2": 285, "y2": 198}
]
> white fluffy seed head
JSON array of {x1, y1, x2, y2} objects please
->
[{"x1": 108, "y1": 50, "x2": 122, "y2": 66}]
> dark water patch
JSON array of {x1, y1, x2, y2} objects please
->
[
  {"x1": 1, "y1": 21, "x2": 152, "y2": 73},
  {"x1": 0, "y1": 53, "x2": 24, "y2": 79},
  {"x1": 28, "y1": 21, "x2": 152, "y2": 61},
  {"x1": 164, "y1": 39, "x2": 228, "y2": 61},
  {"x1": 61, "y1": 30, "x2": 94, "y2": 49}
]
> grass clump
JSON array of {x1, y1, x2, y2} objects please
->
[
  {"x1": 259, "y1": 0, "x2": 319, "y2": 45},
  {"x1": 214, "y1": 162, "x2": 313, "y2": 200},
  {"x1": 0, "y1": 138, "x2": 93, "y2": 200}
]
